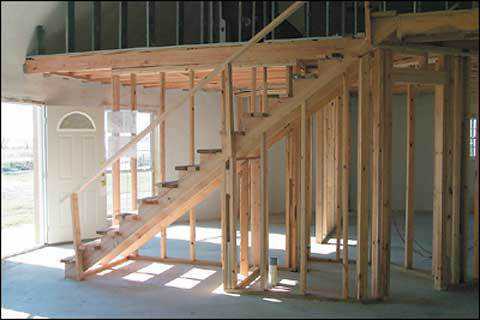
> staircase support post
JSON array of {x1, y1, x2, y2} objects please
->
[
  {"x1": 112, "y1": 75, "x2": 121, "y2": 225},
  {"x1": 70, "y1": 193, "x2": 84, "y2": 281},
  {"x1": 224, "y1": 63, "x2": 238, "y2": 290},
  {"x1": 260, "y1": 131, "x2": 269, "y2": 290}
]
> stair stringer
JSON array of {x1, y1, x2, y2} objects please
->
[{"x1": 80, "y1": 56, "x2": 358, "y2": 271}]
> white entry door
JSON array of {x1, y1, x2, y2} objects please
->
[{"x1": 46, "y1": 106, "x2": 107, "y2": 244}]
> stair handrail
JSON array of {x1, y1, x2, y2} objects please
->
[{"x1": 64, "y1": 1, "x2": 306, "y2": 200}]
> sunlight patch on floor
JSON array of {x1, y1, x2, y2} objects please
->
[{"x1": 6, "y1": 246, "x2": 73, "y2": 270}]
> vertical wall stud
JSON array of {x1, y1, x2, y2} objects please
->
[{"x1": 405, "y1": 84, "x2": 415, "y2": 269}]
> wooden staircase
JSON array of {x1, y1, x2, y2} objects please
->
[
  {"x1": 59, "y1": 1, "x2": 362, "y2": 282},
  {"x1": 62, "y1": 56, "x2": 356, "y2": 278}
]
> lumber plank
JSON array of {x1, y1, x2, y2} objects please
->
[
  {"x1": 405, "y1": 84, "x2": 415, "y2": 269},
  {"x1": 112, "y1": 75, "x2": 121, "y2": 225},
  {"x1": 250, "y1": 67, "x2": 257, "y2": 113},
  {"x1": 450, "y1": 56, "x2": 463, "y2": 284},
  {"x1": 225, "y1": 63, "x2": 238, "y2": 289},
  {"x1": 160, "y1": 227, "x2": 167, "y2": 258},
  {"x1": 433, "y1": 55, "x2": 453, "y2": 290},
  {"x1": 299, "y1": 101, "x2": 308, "y2": 295},
  {"x1": 250, "y1": 159, "x2": 261, "y2": 267},
  {"x1": 356, "y1": 54, "x2": 370, "y2": 301},
  {"x1": 130, "y1": 73, "x2": 138, "y2": 211},
  {"x1": 260, "y1": 132, "x2": 269, "y2": 290},
  {"x1": 239, "y1": 162, "x2": 250, "y2": 277},
  {"x1": 341, "y1": 73, "x2": 350, "y2": 300},
  {"x1": 315, "y1": 108, "x2": 324, "y2": 243},
  {"x1": 70, "y1": 193, "x2": 84, "y2": 280},
  {"x1": 334, "y1": 96, "x2": 342, "y2": 261}
]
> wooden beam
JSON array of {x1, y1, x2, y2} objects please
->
[
  {"x1": 315, "y1": 108, "x2": 324, "y2": 243},
  {"x1": 189, "y1": 209, "x2": 196, "y2": 260},
  {"x1": 225, "y1": 63, "x2": 238, "y2": 290},
  {"x1": 371, "y1": 48, "x2": 393, "y2": 299},
  {"x1": 433, "y1": 55, "x2": 453, "y2": 290},
  {"x1": 112, "y1": 75, "x2": 121, "y2": 225},
  {"x1": 356, "y1": 54, "x2": 370, "y2": 301},
  {"x1": 236, "y1": 95, "x2": 244, "y2": 132},
  {"x1": 160, "y1": 227, "x2": 167, "y2": 259},
  {"x1": 334, "y1": 96, "x2": 342, "y2": 261},
  {"x1": 250, "y1": 159, "x2": 261, "y2": 267},
  {"x1": 286, "y1": 122, "x2": 299, "y2": 270},
  {"x1": 250, "y1": 67, "x2": 257, "y2": 113},
  {"x1": 287, "y1": 66, "x2": 294, "y2": 97},
  {"x1": 240, "y1": 162, "x2": 250, "y2": 277},
  {"x1": 130, "y1": 73, "x2": 138, "y2": 211},
  {"x1": 159, "y1": 72, "x2": 166, "y2": 183},
  {"x1": 189, "y1": 69, "x2": 195, "y2": 164},
  {"x1": 341, "y1": 73, "x2": 350, "y2": 300},
  {"x1": 262, "y1": 67, "x2": 268, "y2": 112},
  {"x1": 188, "y1": 69, "x2": 196, "y2": 262},
  {"x1": 236, "y1": 267, "x2": 260, "y2": 289},
  {"x1": 450, "y1": 56, "x2": 464, "y2": 284},
  {"x1": 260, "y1": 131, "x2": 269, "y2": 290},
  {"x1": 391, "y1": 68, "x2": 448, "y2": 85},
  {"x1": 299, "y1": 101, "x2": 308, "y2": 295},
  {"x1": 70, "y1": 193, "x2": 83, "y2": 280},
  {"x1": 405, "y1": 83, "x2": 415, "y2": 269},
  {"x1": 372, "y1": 8, "x2": 479, "y2": 45},
  {"x1": 381, "y1": 49, "x2": 393, "y2": 297}
]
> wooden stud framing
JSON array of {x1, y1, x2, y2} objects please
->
[
  {"x1": 250, "y1": 159, "x2": 261, "y2": 267},
  {"x1": 285, "y1": 122, "x2": 299, "y2": 270},
  {"x1": 160, "y1": 227, "x2": 167, "y2": 259},
  {"x1": 189, "y1": 209, "x2": 196, "y2": 260},
  {"x1": 260, "y1": 131, "x2": 269, "y2": 290},
  {"x1": 315, "y1": 108, "x2": 325, "y2": 243},
  {"x1": 188, "y1": 69, "x2": 196, "y2": 261},
  {"x1": 371, "y1": 48, "x2": 393, "y2": 299},
  {"x1": 450, "y1": 56, "x2": 463, "y2": 285},
  {"x1": 224, "y1": 63, "x2": 238, "y2": 289},
  {"x1": 356, "y1": 54, "x2": 370, "y2": 301},
  {"x1": 433, "y1": 55, "x2": 453, "y2": 290},
  {"x1": 405, "y1": 83, "x2": 415, "y2": 269},
  {"x1": 70, "y1": 193, "x2": 83, "y2": 280},
  {"x1": 236, "y1": 95, "x2": 244, "y2": 132},
  {"x1": 159, "y1": 72, "x2": 166, "y2": 183},
  {"x1": 130, "y1": 73, "x2": 138, "y2": 211},
  {"x1": 112, "y1": 75, "x2": 121, "y2": 225},
  {"x1": 250, "y1": 67, "x2": 257, "y2": 113},
  {"x1": 299, "y1": 101, "x2": 308, "y2": 295},
  {"x1": 189, "y1": 69, "x2": 195, "y2": 164},
  {"x1": 262, "y1": 67, "x2": 268, "y2": 112},
  {"x1": 287, "y1": 66, "x2": 294, "y2": 98},
  {"x1": 334, "y1": 96, "x2": 342, "y2": 261},
  {"x1": 239, "y1": 161, "x2": 250, "y2": 277},
  {"x1": 341, "y1": 73, "x2": 350, "y2": 300}
]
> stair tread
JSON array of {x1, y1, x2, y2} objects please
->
[
  {"x1": 247, "y1": 112, "x2": 270, "y2": 118},
  {"x1": 60, "y1": 255, "x2": 76, "y2": 264},
  {"x1": 174, "y1": 164, "x2": 200, "y2": 171},
  {"x1": 96, "y1": 226, "x2": 120, "y2": 235},
  {"x1": 197, "y1": 148, "x2": 222, "y2": 154},
  {"x1": 154, "y1": 180, "x2": 179, "y2": 188}
]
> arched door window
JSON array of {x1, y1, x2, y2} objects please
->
[{"x1": 57, "y1": 111, "x2": 96, "y2": 132}]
